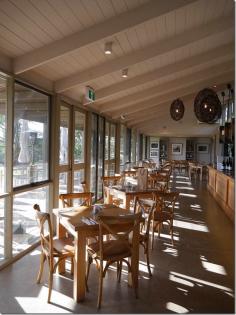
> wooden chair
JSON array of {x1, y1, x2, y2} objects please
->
[
  {"x1": 59, "y1": 192, "x2": 94, "y2": 207},
  {"x1": 149, "y1": 173, "x2": 169, "y2": 191},
  {"x1": 102, "y1": 175, "x2": 122, "y2": 206},
  {"x1": 33, "y1": 204, "x2": 74, "y2": 303},
  {"x1": 151, "y1": 191, "x2": 179, "y2": 247},
  {"x1": 122, "y1": 170, "x2": 137, "y2": 177},
  {"x1": 86, "y1": 212, "x2": 142, "y2": 309},
  {"x1": 134, "y1": 197, "x2": 156, "y2": 276}
]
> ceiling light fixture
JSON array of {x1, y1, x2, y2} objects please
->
[
  {"x1": 120, "y1": 114, "x2": 125, "y2": 120},
  {"x1": 104, "y1": 42, "x2": 112, "y2": 54},
  {"x1": 122, "y1": 68, "x2": 128, "y2": 78}
]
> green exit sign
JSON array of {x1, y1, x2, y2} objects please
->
[{"x1": 85, "y1": 86, "x2": 95, "y2": 102}]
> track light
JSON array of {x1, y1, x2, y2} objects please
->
[
  {"x1": 104, "y1": 42, "x2": 112, "y2": 54},
  {"x1": 122, "y1": 68, "x2": 128, "y2": 78}
]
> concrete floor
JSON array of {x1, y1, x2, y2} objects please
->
[{"x1": 0, "y1": 173, "x2": 234, "y2": 314}]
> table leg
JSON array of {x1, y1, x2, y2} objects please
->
[
  {"x1": 128, "y1": 222, "x2": 139, "y2": 290},
  {"x1": 125, "y1": 195, "x2": 131, "y2": 210},
  {"x1": 74, "y1": 231, "x2": 86, "y2": 302}
]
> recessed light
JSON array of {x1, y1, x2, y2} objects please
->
[
  {"x1": 122, "y1": 68, "x2": 128, "y2": 78},
  {"x1": 104, "y1": 42, "x2": 112, "y2": 55}
]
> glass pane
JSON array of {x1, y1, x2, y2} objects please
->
[
  {"x1": 59, "y1": 172, "x2": 68, "y2": 194},
  {"x1": 13, "y1": 186, "x2": 49, "y2": 256},
  {"x1": 74, "y1": 111, "x2": 85, "y2": 164},
  {"x1": 131, "y1": 129, "x2": 136, "y2": 162},
  {"x1": 110, "y1": 123, "x2": 116, "y2": 160},
  {"x1": 60, "y1": 105, "x2": 69, "y2": 165},
  {"x1": 13, "y1": 83, "x2": 49, "y2": 187},
  {"x1": 90, "y1": 114, "x2": 97, "y2": 194},
  {"x1": 0, "y1": 199, "x2": 4, "y2": 262},
  {"x1": 105, "y1": 121, "x2": 109, "y2": 161},
  {"x1": 97, "y1": 117, "x2": 104, "y2": 199},
  {"x1": 73, "y1": 169, "x2": 84, "y2": 192},
  {"x1": 0, "y1": 77, "x2": 7, "y2": 193}
]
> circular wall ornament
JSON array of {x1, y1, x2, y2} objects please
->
[
  {"x1": 194, "y1": 88, "x2": 222, "y2": 124},
  {"x1": 170, "y1": 99, "x2": 185, "y2": 121}
]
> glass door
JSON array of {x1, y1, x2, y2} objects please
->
[
  {"x1": 58, "y1": 103, "x2": 86, "y2": 196},
  {"x1": 90, "y1": 114, "x2": 105, "y2": 200}
]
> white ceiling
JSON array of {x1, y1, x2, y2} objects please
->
[{"x1": 0, "y1": 0, "x2": 234, "y2": 137}]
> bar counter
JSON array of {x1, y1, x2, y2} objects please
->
[{"x1": 207, "y1": 166, "x2": 234, "y2": 222}]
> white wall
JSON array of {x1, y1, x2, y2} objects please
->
[
  {"x1": 195, "y1": 137, "x2": 212, "y2": 164},
  {"x1": 168, "y1": 137, "x2": 186, "y2": 160}
]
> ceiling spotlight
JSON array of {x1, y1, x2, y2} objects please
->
[
  {"x1": 120, "y1": 114, "x2": 125, "y2": 120},
  {"x1": 122, "y1": 68, "x2": 128, "y2": 78},
  {"x1": 104, "y1": 42, "x2": 112, "y2": 54}
]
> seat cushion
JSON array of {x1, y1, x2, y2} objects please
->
[
  {"x1": 88, "y1": 239, "x2": 131, "y2": 260},
  {"x1": 53, "y1": 237, "x2": 74, "y2": 255}
]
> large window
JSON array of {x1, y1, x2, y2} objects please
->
[
  {"x1": 104, "y1": 121, "x2": 116, "y2": 176},
  {"x1": 13, "y1": 83, "x2": 50, "y2": 187},
  {"x1": 90, "y1": 114, "x2": 105, "y2": 200},
  {"x1": 58, "y1": 104, "x2": 86, "y2": 195},
  {"x1": 12, "y1": 186, "x2": 49, "y2": 256}
]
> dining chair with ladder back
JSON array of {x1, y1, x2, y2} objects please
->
[
  {"x1": 134, "y1": 197, "x2": 156, "y2": 276},
  {"x1": 151, "y1": 191, "x2": 179, "y2": 248},
  {"x1": 86, "y1": 212, "x2": 142, "y2": 309},
  {"x1": 149, "y1": 173, "x2": 170, "y2": 192},
  {"x1": 59, "y1": 192, "x2": 94, "y2": 208},
  {"x1": 101, "y1": 175, "x2": 122, "y2": 206},
  {"x1": 33, "y1": 204, "x2": 74, "y2": 303}
]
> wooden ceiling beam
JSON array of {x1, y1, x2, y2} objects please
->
[
  {"x1": 14, "y1": 0, "x2": 195, "y2": 74},
  {"x1": 109, "y1": 62, "x2": 233, "y2": 119},
  {"x1": 54, "y1": 16, "x2": 233, "y2": 93},
  {"x1": 95, "y1": 43, "x2": 233, "y2": 102}
]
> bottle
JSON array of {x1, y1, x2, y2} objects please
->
[
  {"x1": 229, "y1": 158, "x2": 232, "y2": 171},
  {"x1": 222, "y1": 158, "x2": 226, "y2": 170},
  {"x1": 226, "y1": 158, "x2": 229, "y2": 171}
]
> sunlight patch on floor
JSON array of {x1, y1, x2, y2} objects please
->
[
  {"x1": 174, "y1": 219, "x2": 209, "y2": 232},
  {"x1": 162, "y1": 247, "x2": 178, "y2": 257},
  {"x1": 170, "y1": 271, "x2": 234, "y2": 293},
  {"x1": 200, "y1": 256, "x2": 227, "y2": 275},
  {"x1": 179, "y1": 193, "x2": 197, "y2": 198},
  {"x1": 169, "y1": 274, "x2": 194, "y2": 287},
  {"x1": 15, "y1": 286, "x2": 73, "y2": 313},
  {"x1": 166, "y1": 301, "x2": 189, "y2": 313},
  {"x1": 175, "y1": 186, "x2": 194, "y2": 191}
]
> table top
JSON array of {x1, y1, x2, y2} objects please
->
[
  {"x1": 53, "y1": 204, "x2": 133, "y2": 232},
  {"x1": 105, "y1": 184, "x2": 157, "y2": 195}
]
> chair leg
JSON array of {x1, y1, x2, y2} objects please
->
[
  {"x1": 145, "y1": 243, "x2": 152, "y2": 277},
  {"x1": 151, "y1": 221, "x2": 155, "y2": 250},
  {"x1": 118, "y1": 260, "x2": 122, "y2": 282},
  {"x1": 170, "y1": 220, "x2": 174, "y2": 245},
  {"x1": 37, "y1": 252, "x2": 46, "y2": 284},
  {"x1": 97, "y1": 261, "x2": 104, "y2": 309},
  {"x1": 47, "y1": 260, "x2": 54, "y2": 303},
  {"x1": 70, "y1": 257, "x2": 74, "y2": 275}
]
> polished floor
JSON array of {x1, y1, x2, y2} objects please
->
[{"x1": 0, "y1": 173, "x2": 234, "y2": 314}]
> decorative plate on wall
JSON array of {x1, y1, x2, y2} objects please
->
[
  {"x1": 194, "y1": 88, "x2": 222, "y2": 124},
  {"x1": 170, "y1": 99, "x2": 185, "y2": 121}
]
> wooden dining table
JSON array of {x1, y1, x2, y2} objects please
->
[
  {"x1": 53, "y1": 204, "x2": 141, "y2": 302},
  {"x1": 104, "y1": 184, "x2": 156, "y2": 210}
]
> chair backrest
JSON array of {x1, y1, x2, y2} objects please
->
[
  {"x1": 134, "y1": 197, "x2": 156, "y2": 238},
  {"x1": 149, "y1": 173, "x2": 169, "y2": 191},
  {"x1": 101, "y1": 175, "x2": 122, "y2": 187},
  {"x1": 122, "y1": 170, "x2": 137, "y2": 177},
  {"x1": 59, "y1": 192, "x2": 94, "y2": 207},
  {"x1": 33, "y1": 204, "x2": 53, "y2": 258},
  {"x1": 97, "y1": 212, "x2": 142, "y2": 260},
  {"x1": 153, "y1": 191, "x2": 179, "y2": 213}
]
